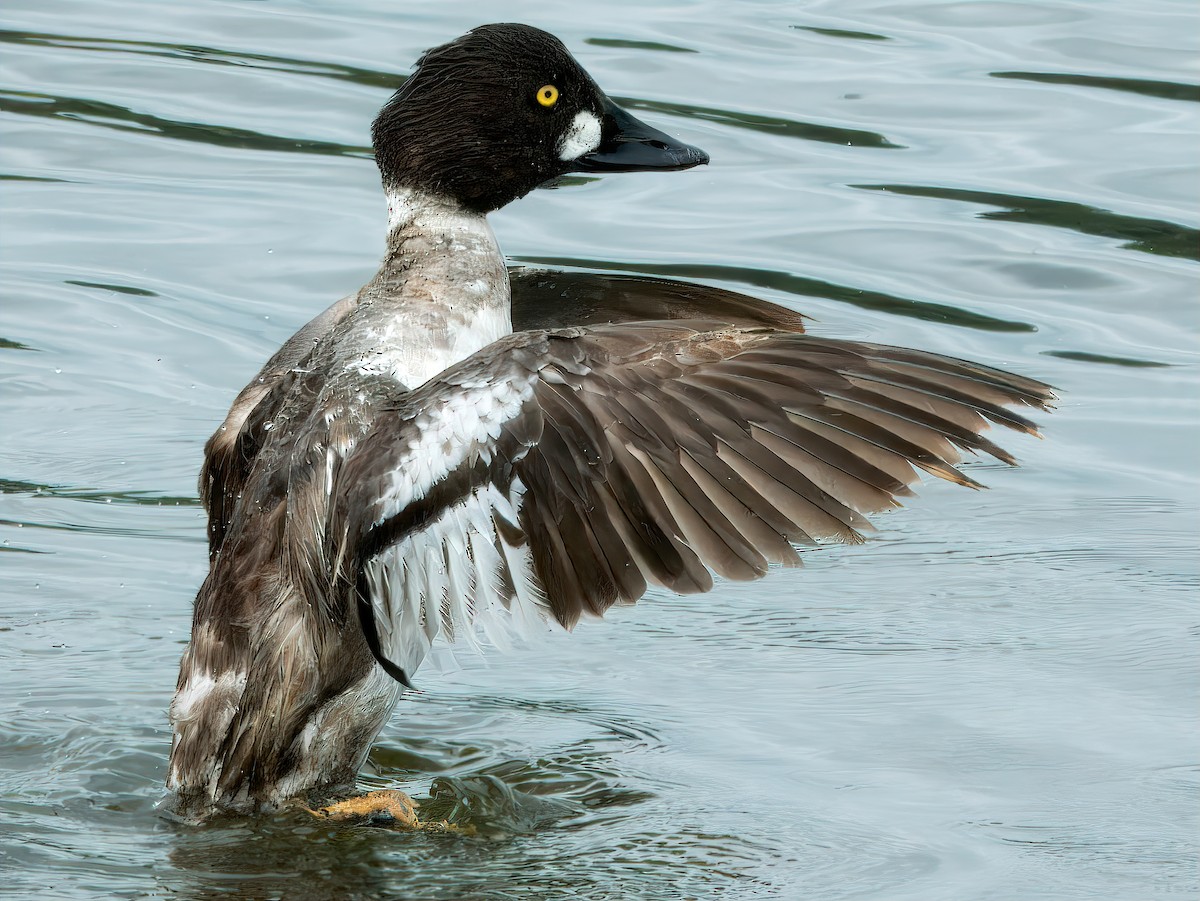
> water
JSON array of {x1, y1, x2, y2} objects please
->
[{"x1": 1, "y1": 1, "x2": 1197, "y2": 898}]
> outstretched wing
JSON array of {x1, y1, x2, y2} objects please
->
[
  {"x1": 199, "y1": 272, "x2": 801, "y2": 558},
  {"x1": 326, "y1": 320, "x2": 1053, "y2": 682},
  {"x1": 508, "y1": 267, "x2": 808, "y2": 332}
]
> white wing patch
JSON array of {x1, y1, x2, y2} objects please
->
[
  {"x1": 372, "y1": 376, "x2": 535, "y2": 529},
  {"x1": 557, "y1": 110, "x2": 602, "y2": 161},
  {"x1": 364, "y1": 478, "x2": 554, "y2": 679}
]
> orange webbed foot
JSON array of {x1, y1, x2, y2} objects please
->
[
  {"x1": 305, "y1": 789, "x2": 473, "y2": 833},
  {"x1": 306, "y1": 789, "x2": 419, "y2": 828}
]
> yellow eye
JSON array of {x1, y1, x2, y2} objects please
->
[{"x1": 536, "y1": 84, "x2": 559, "y2": 107}]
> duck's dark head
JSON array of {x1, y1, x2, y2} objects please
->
[{"x1": 371, "y1": 23, "x2": 709, "y2": 214}]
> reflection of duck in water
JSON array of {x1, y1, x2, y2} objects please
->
[{"x1": 164, "y1": 23, "x2": 1053, "y2": 825}]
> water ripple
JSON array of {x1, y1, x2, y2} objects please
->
[{"x1": 0, "y1": 477, "x2": 200, "y2": 508}]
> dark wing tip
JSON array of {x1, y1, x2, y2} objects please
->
[{"x1": 354, "y1": 570, "x2": 415, "y2": 689}]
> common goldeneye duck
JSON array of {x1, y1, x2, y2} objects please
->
[{"x1": 166, "y1": 23, "x2": 1053, "y2": 825}]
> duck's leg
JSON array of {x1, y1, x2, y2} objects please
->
[{"x1": 307, "y1": 789, "x2": 419, "y2": 828}]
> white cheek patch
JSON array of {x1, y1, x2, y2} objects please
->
[{"x1": 557, "y1": 110, "x2": 602, "y2": 161}]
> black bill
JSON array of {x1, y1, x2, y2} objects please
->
[{"x1": 570, "y1": 96, "x2": 709, "y2": 173}]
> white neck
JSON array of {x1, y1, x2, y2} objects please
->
[
  {"x1": 385, "y1": 188, "x2": 472, "y2": 234},
  {"x1": 346, "y1": 188, "x2": 512, "y2": 389}
]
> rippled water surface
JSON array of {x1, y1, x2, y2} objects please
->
[{"x1": 2, "y1": 1, "x2": 1197, "y2": 898}]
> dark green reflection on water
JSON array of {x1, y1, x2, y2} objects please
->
[
  {"x1": 66, "y1": 280, "x2": 158, "y2": 298},
  {"x1": 0, "y1": 337, "x2": 35, "y2": 351},
  {"x1": 0, "y1": 172, "x2": 69, "y2": 183},
  {"x1": 586, "y1": 37, "x2": 697, "y2": 53},
  {"x1": 0, "y1": 28, "x2": 405, "y2": 90},
  {"x1": 164, "y1": 812, "x2": 767, "y2": 901},
  {"x1": 1043, "y1": 350, "x2": 1172, "y2": 368},
  {"x1": 0, "y1": 89, "x2": 373, "y2": 158},
  {"x1": 514, "y1": 256, "x2": 1035, "y2": 332},
  {"x1": 615, "y1": 95, "x2": 902, "y2": 148},
  {"x1": 793, "y1": 26, "x2": 891, "y2": 42},
  {"x1": 855, "y1": 184, "x2": 1200, "y2": 261},
  {"x1": 992, "y1": 71, "x2": 1200, "y2": 104}
]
